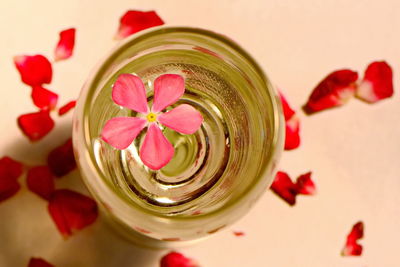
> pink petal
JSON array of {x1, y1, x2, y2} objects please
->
[
  {"x1": 158, "y1": 104, "x2": 203, "y2": 134},
  {"x1": 112, "y1": 74, "x2": 149, "y2": 113},
  {"x1": 101, "y1": 117, "x2": 146, "y2": 150},
  {"x1": 295, "y1": 172, "x2": 316, "y2": 195},
  {"x1": 357, "y1": 61, "x2": 394, "y2": 103},
  {"x1": 152, "y1": 74, "x2": 185, "y2": 112},
  {"x1": 139, "y1": 123, "x2": 174, "y2": 170},
  {"x1": 54, "y1": 28, "x2": 76, "y2": 61},
  {"x1": 285, "y1": 116, "x2": 300, "y2": 150},
  {"x1": 116, "y1": 10, "x2": 164, "y2": 40},
  {"x1": 13, "y1": 55, "x2": 52, "y2": 86},
  {"x1": 31, "y1": 86, "x2": 59, "y2": 110}
]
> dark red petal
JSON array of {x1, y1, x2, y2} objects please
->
[
  {"x1": 48, "y1": 189, "x2": 98, "y2": 237},
  {"x1": 233, "y1": 231, "x2": 245, "y2": 237},
  {"x1": 0, "y1": 176, "x2": 20, "y2": 202},
  {"x1": 54, "y1": 28, "x2": 76, "y2": 61},
  {"x1": 26, "y1": 166, "x2": 55, "y2": 200},
  {"x1": 270, "y1": 171, "x2": 298, "y2": 206},
  {"x1": 279, "y1": 91, "x2": 296, "y2": 120},
  {"x1": 160, "y1": 251, "x2": 197, "y2": 267},
  {"x1": 28, "y1": 257, "x2": 55, "y2": 267},
  {"x1": 295, "y1": 172, "x2": 316, "y2": 195},
  {"x1": 284, "y1": 116, "x2": 301, "y2": 150},
  {"x1": 13, "y1": 55, "x2": 52, "y2": 86},
  {"x1": 58, "y1": 100, "x2": 76, "y2": 116},
  {"x1": 17, "y1": 110, "x2": 55, "y2": 141},
  {"x1": 0, "y1": 156, "x2": 23, "y2": 180},
  {"x1": 31, "y1": 86, "x2": 58, "y2": 110},
  {"x1": 303, "y1": 69, "x2": 358, "y2": 114},
  {"x1": 47, "y1": 138, "x2": 76, "y2": 177},
  {"x1": 357, "y1": 61, "x2": 394, "y2": 103},
  {"x1": 116, "y1": 10, "x2": 164, "y2": 39},
  {"x1": 342, "y1": 221, "x2": 364, "y2": 256}
]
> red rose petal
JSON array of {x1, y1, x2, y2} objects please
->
[
  {"x1": 54, "y1": 28, "x2": 76, "y2": 61},
  {"x1": 233, "y1": 231, "x2": 245, "y2": 237},
  {"x1": 271, "y1": 171, "x2": 298, "y2": 206},
  {"x1": 303, "y1": 69, "x2": 358, "y2": 114},
  {"x1": 357, "y1": 61, "x2": 394, "y2": 103},
  {"x1": 18, "y1": 110, "x2": 55, "y2": 141},
  {"x1": 47, "y1": 138, "x2": 76, "y2": 177},
  {"x1": 14, "y1": 55, "x2": 52, "y2": 86},
  {"x1": 285, "y1": 116, "x2": 301, "y2": 150},
  {"x1": 58, "y1": 100, "x2": 76, "y2": 116},
  {"x1": 279, "y1": 91, "x2": 296, "y2": 120},
  {"x1": 0, "y1": 176, "x2": 20, "y2": 202},
  {"x1": 0, "y1": 156, "x2": 23, "y2": 180},
  {"x1": 48, "y1": 189, "x2": 98, "y2": 237},
  {"x1": 28, "y1": 257, "x2": 54, "y2": 267},
  {"x1": 295, "y1": 172, "x2": 316, "y2": 195},
  {"x1": 27, "y1": 166, "x2": 55, "y2": 200},
  {"x1": 31, "y1": 86, "x2": 58, "y2": 110},
  {"x1": 116, "y1": 10, "x2": 164, "y2": 39},
  {"x1": 342, "y1": 221, "x2": 364, "y2": 256},
  {"x1": 160, "y1": 251, "x2": 197, "y2": 267}
]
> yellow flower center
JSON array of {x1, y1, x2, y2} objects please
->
[{"x1": 146, "y1": 112, "x2": 157, "y2": 122}]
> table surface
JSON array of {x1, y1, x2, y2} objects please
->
[{"x1": 1, "y1": 0, "x2": 399, "y2": 266}]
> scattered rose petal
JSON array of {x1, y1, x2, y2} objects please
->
[
  {"x1": 116, "y1": 10, "x2": 164, "y2": 40},
  {"x1": 112, "y1": 74, "x2": 149, "y2": 113},
  {"x1": 18, "y1": 110, "x2": 55, "y2": 141},
  {"x1": 158, "y1": 104, "x2": 204, "y2": 134},
  {"x1": 27, "y1": 166, "x2": 55, "y2": 200},
  {"x1": 295, "y1": 172, "x2": 316, "y2": 195},
  {"x1": 14, "y1": 55, "x2": 52, "y2": 86},
  {"x1": 233, "y1": 231, "x2": 245, "y2": 237},
  {"x1": 0, "y1": 156, "x2": 23, "y2": 180},
  {"x1": 279, "y1": 91, "x2": 296, "y2": 120},
  {"x1": 357, "y1": 61, "x2": 394, "y2": 103},
  {"x1": 54, "y1": 28, "x2": 76, "y2": 61},
  {"x1": 303, "y1": 69, "x2": 358, "y2": 114},
  {"x1": 160, "y1": 251, "x2": 197, "y2": 267},
  {"x1": 47, "y1": 138, "x2": 76, "y2": 177},
  {"x1": 270, "y1": 171, "x2": 298, "y2": 205},
  {"x1": 58, "y1": 100, "x2": 76, "y2": 116},
  {"x1": 31, "y1": 86, "x2": 58, "y2": 110},
  {"x1": 342, "y1": 221, "x2": 364, "y2": 256},
  {"x1": 48, "y1": 189, "x2": 98, "y2": 237},
  {"x1": 285, "y1": 116, "x2": 300, "y2": 150},
  {"x1": 28, "y1": 257, "x2": 54, "y2": 267},
  {"x1": 0, "y1": 176, "x2": 20, "y2": 202},
  {"x1": 152, "y1": 74, "x2": 185, "y2": 112}
]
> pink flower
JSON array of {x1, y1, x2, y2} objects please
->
[{"x1": 101, "y1": 74, "x2": 203, "y2": 170}]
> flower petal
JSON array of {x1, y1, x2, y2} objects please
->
[
  {"x1": 303, "y1": 69, "x2": 358, "y2": 114},
  {"x1": 31, "y1": 86, "x2": 58, "y2": 110},
  {"x1": 28, "y1": 257, "x2": 54, "y2": 267},
  {"x1": 54, "y1": 28, "x2": 76, "y2": 61},
  {"x1": 357, "y1": 61, "x2": 394, "y2": 103},
  {"x1": 0, "y1": 176, "x2": 20, "y2": 202},
  {"x1": 48, "y1": 189, "x2": 98, "y2": 237},
  {"x1": 27, "y1": 166, "x2": 55, "y2": 200},
  {"x1": 279, "y1": 91, "x2": 296, "y2": 120},
  {"x1": 112, "y1": 74, "x2": 149, "y2": 113},
  {"x1": 152, "y1": 74, "x2": 185, "y2": 112},
  {"x1": 17, "y1": 110, "x2": 55, "y2": 142},
  {"x1": 270, "y1": 171, "x2": 298, "y2": 206},
  {"x1": 47, "y1": 138, "x2": 76, "y2": 177},
  {"x1": 13, "y1": 55, "x2": 52, "y2": 86},
  {"x1": 285, "y1": 116, "x2": 300, "y2": 150},
  {"x1": 295, "y1": 172, "x2": 316, "y2": 195},
  {"x1": 342, "y1": 221, "x2": 364, "y2": 256},
  {"x1": 233, "y1": 231, "x2": 245, "y2": 237},
  {"x1": 140, "y1": 123, "x2": 174, "y2": 170},
  {"x1": 101, "y1": 117, "x2": 147, "y2": 150},
  {"x1": 160, "y1": 251, "x2": 198, "y2": 267},
  {"x1": 58, "y1": 100, "x2": 76, "y2": 116},
  {"x1": 116, "y1": 10, "x2": 164, "y2": 40},
  {"x1": 0, "y1": 156, "x2": 23, "y2": 180},
  {"x1": 158, "y1": 104, "x2": 203, "y2": 134}
]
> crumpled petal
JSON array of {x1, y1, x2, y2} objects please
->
[
  {"x1": 158, "y1": 104, "x2": 203, "y2": 134},
  {"x1": 116, "y1": 10, "x2": 164, "y2": 40},
  {"x1": 28, "y1": 257, "x2": 54, "y2": 267},
  {"x1": 295, "y1": 172, "x2": 316, "y2": 195},
  {"x1": 31, "y1": 86, "x2": 58, "y2": 110},
  {"x1": 47, "y1": 138, "x2": 76, "y2": 177},
  {"x1": 140, "y1": 123, "x2": 174, "y2": 170},
  {"x1": 14, "y1": 55, "x2": 52, "y2": 86},
  {"x1": 48, "y1": 189, "x2": 98, "y2": 238},
  {"x1": 285, "y1": 116, "x2": 300, "y2": 150},
  {"x1": 270, "y1": 171, "x2": 298, "y2": 206},
  {"x1": 342, "y1": 221, "x2": 364, "y2": 256},
  {"x1": 54, "y1": 28, "x2": 76, "y2": 61},
  {"x1": 112, "y1": 74, "x2": 149, "y2": 113},
  {"x1": 58, "y1": 100, "x2": 76, "y2": 116},
  {"x1": 17, "y1": 110, "x2": 55, "y2": 141},
  {"x1": 160, "y1": 251, "x2": 198, "y2": 267},
  {"x1": 152, "y1": 74, "x2": 185, "y2": 112},
  {"x1": 0, "y1": 156, "x2": 23, "y2": 180},
  {"x1": 101, "y1": 117, "x2": 147, "y2": 150},
  {"x1": 27, "y1": 166, "x2": 55, "y2": 200},
  {"x1": 357, "y1": 61, "x2": 394, "y2": 103}
]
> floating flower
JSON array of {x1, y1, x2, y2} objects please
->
[{"x1": 101, "y1": 74, "x2": 203, "y2": 170}]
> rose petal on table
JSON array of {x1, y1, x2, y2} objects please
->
[
  {"x1": 17, "y1": 110, "x2": 55, "y2": 141},
  {"x1": 0, "y1": 156, "x2": 23, "y2": 180},
  {"x1": 0, "y1": 176, "x2": 20, "y2": 202},
  {"x1": 26, "y1": 166, "x2": 55, "y2": 200},
  {"x1": 31, "y1": 86, "x2": 58, "y2": 110},
  {"x1": 295, "y1": 171, "x2": 316, "y2": 195},
  {"x1": 152, "y1": 74, "x2": 185, "y2": 112},
  {"x1": 28, "y1": 257, "x2": 54, "y2": 267},
  {"x1": 356, "y1": 61, "x2": 394, "y2": 103},
  {"x1": 158, "y1": 104, "x2": 203, "y2": 134},
  {"x1": 160, "y1": 251, "x2": 198, "y2": 267},
  {"x1": 13, "y1": 55, "x2": 52, "y2": 86},
  {"x1": 54, "y1": 28, "x2": 76, "y2": 61},
  {"x1": 341, "y1": 221, "x2": 364, "y2": 256},
  {"x1": 303, "y1": 69, "x2": 358, "y2": 114},
  {"x1": 48, "y1": 189, "x2": 98, "y2": 237},
  {"x1": 47, "y1": 138, "x2": 76, "y2": 177},
  {"x1": 233, "y1": 231, "x2": 245, "y2": 237},
  {"x1": 279, "y1": 91, "x2": 296, "y2": 120},
  {"x1": 116, "y1": 10, "x2": 164, "y2": 39},
  {"x1": 270, "y1": 171, "x2": 298, "y2": 206},
  {"x1": 284, "y1": 116, "x2": 300, "y2": 150},
  {"x1": 58, "y1": 100, "x2": 76, "y2": 116}
]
